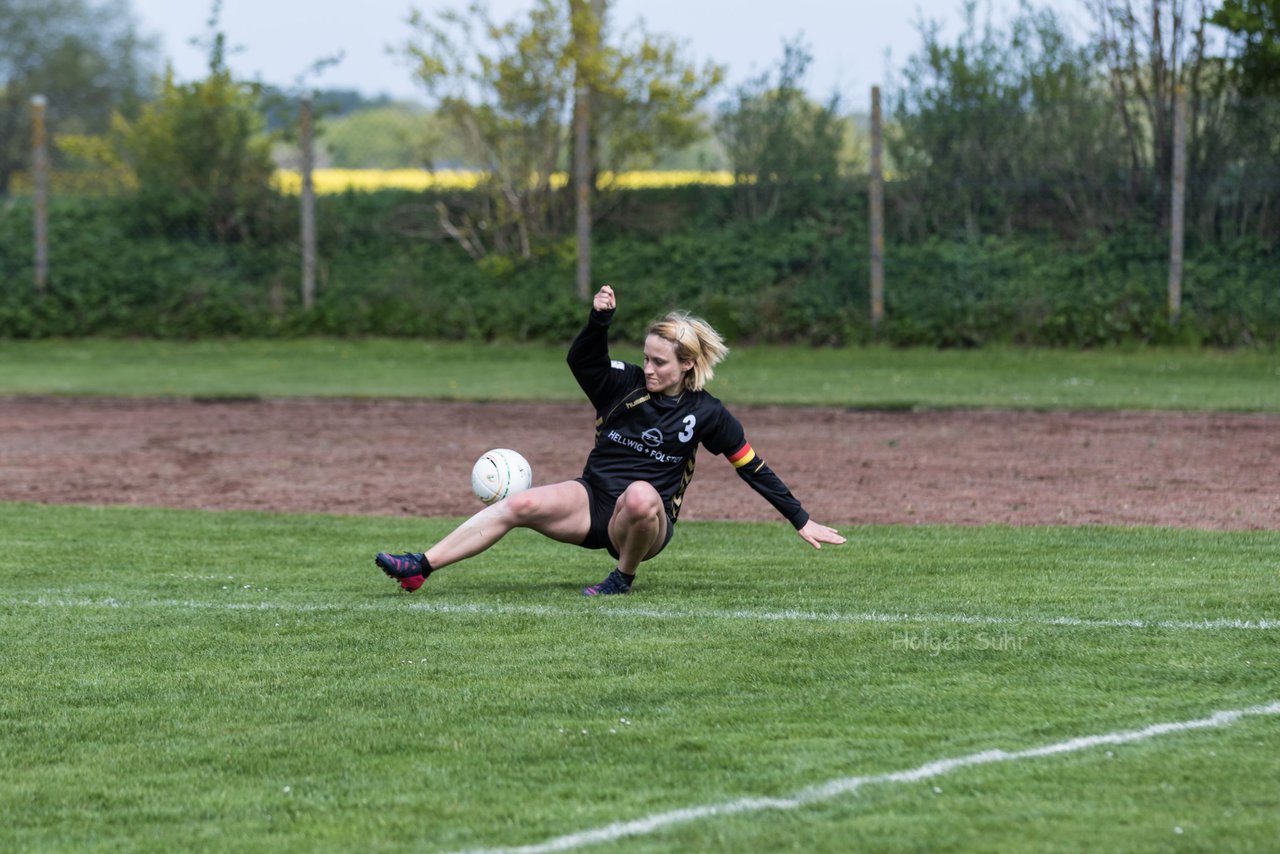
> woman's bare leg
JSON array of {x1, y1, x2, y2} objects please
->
[
  {"x1": 425, "y1": 480, "x2": 591, "y2": 571},
  {"x1": 607, "y1": 481, "x2": 668, "y2": 577}
]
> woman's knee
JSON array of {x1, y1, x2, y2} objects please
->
[
  {"x1": 617, "y1": 482, "x2": 662, "y2": 521},
  {"x1": 500, "y1": 481, "x2": 586, "y2": 529},
  {"x1": 502, "y1": 489, "x2": 543, "y2": 523}
]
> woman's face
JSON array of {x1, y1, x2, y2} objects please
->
[{"x1": 643, "y1": 334, "x2": 693, "y2": 397}]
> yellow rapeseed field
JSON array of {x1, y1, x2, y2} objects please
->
[{"x1": 272, "y1": 169, "x2": 735, "y2": 194}]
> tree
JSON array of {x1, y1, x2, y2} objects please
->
[
  {"x1": 1013, "y1": 6, "x2": 1130, "y2": 233},
  {"x1": 892, "y1": 2, "x2": 1030, "y2": 237},
  {"x1": 890, "y1": 1, "x2": 1127, "y2": 238},
  {"x1": 1087, "y1": 0, "x2": 1227, "y2": 228},
  {"x1": 120, "y1": 6, "x2": 277, "y2": 240},
  {"x1": 403, "y1": 0, "x2": 722, "y2": 260},
  {"x1": 714, "y1": 38, "x2": 846, "y2": 223},
  {"x1": 1209, "y1": 0, "x2": 1280, "y2": 95},
  {"x1": 0, "y1": 0, "x2": 157, "y2": 195},
  {"x1": 1207, "y1": 0, "x2": 1280, "y2": 237}
]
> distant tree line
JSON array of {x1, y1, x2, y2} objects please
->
[{"x1": 2, "y1": 0, "x2": 1278, "y2": 249}]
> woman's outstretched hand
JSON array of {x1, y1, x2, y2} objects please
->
[{"x1": 798, "y1": 520, "x2": 847, "y2": 549}]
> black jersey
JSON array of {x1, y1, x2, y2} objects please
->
[{"x1": 567, "y1": 307, "x2": 810, "y2": 530}]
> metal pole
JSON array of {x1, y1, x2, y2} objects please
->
[
  {"x1": 31, "y1": 95, "x2": 49, "y2": 292},
  {"x1": 869, "y1": 86, "x2": 885, "y2": 331},
  {"x1": 300, "y1": 95, "x2": 316, "y2": 311},
  {"x1": 1167, "y1": 87, "x2": 1187, "y2": 325}
]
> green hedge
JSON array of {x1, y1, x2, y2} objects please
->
[{"x1": 0, "y1": 190, "x2": 1276, "y2": 347}]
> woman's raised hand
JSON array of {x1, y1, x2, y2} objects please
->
[{"x1": 593, "y1": 285, "x2": 616, "y2": 312}]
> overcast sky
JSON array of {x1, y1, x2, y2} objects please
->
[{"x1": 127, "y1": 0, "x2": 1092, "y2": 105}]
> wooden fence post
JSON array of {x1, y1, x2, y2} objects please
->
[
  {"x1": 571, "y1": 0, "x2": 603, "y2": 301},
  {"x1": 300, "y1": 95, "x2": 317, "y2": 311},
  {"x1": 573, "y1": 76, "x2": 592, "y2": 300},
  {"x1": 1168, "y1": 87, "x2": 1187, "y2": 325},
  {"x1": 869, "y1": 86, "x2": 885, "y2": 331},
  {"x1": 31, "y1": 95, "x2": 49, "y2": 292}
]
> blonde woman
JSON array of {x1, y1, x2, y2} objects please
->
[{"x1": 375, "y1": 285, "x2": 846, "y2": 596}]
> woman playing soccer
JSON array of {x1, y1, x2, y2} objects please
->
[{"x1": 375, "y1": 285, "x2": 846, "y2": 595}]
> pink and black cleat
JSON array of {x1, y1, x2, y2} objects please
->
[
  {"x1": 582, "y1": 568, "x2": 633, "y2": 596},
  {"x1": 375, "y1": 551, "x2": 430, "y2": 592}
]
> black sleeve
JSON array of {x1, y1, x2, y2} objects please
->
[
  {"x1": 703, "y1": 405, "x2": 811, "y2": 530},
  {"x1": 740, "y1": 457, "x2": 810, "y2": 530},
  {"x1": 566, "y1": 306, "x2": 631, "y2": 410}
]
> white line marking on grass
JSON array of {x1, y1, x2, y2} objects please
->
[
  {"x1": 454, "y1": 701, "x2": 1280, "y2": 854},
  {"x1": 4, "y1": 596, "x2": 1278, "y2": 632},
  {"x1": 7, "y1": 596, "x2": 1279, "y2": 631}
]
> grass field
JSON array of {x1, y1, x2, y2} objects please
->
[
  {"x1": 3, "y1": 341, "x2": 1278, "y2": 850},
  {"x1": 2, "y1": 502, "x2": 1277, "y2": 851},
  {"x1": 1, "y1": 338, "x2": 1277, "y2": 410}
]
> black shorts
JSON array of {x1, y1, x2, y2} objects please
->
[{"x1": 575, "y1": 477, "x2": 675, "y2": 560}]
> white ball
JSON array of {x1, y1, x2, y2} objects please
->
[{"x1": 470, "y1": 448, "x2": 533, "y2": 506}]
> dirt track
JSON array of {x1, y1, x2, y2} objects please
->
[{"x1": 2, "y1": 396, "x2": 1276, "y2": 530}]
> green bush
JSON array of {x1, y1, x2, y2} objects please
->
[
  {"x1": 121, "y1": 32, "x2": 281, "y2": 243},
  {"x1": 0, "y1": 189, "x2": 1276, "y2": 347}
]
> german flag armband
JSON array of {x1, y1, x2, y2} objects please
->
[{"x1": 727, "y1": 441, "x2": 756, "y2": 470}]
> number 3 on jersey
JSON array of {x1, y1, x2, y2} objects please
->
[{"x1": 679, "y1": 414, "x2": 696, "y2": 443}]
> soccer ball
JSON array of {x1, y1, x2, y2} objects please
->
[{"x1": 470, "y1": 448, "x2": 533, "y2": 506}]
